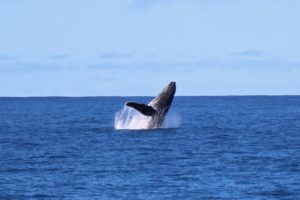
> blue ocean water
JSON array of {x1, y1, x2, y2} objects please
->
[{"x1": 0, "y1": 96, "x2": 300, "y2": 199}]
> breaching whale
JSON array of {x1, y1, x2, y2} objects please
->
[{"x1": 126, "y1": 82, "x2": 176, "y2": 129}]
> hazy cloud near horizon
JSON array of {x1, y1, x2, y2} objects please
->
[
  {"x1": 99, "y1": 51, "x2": 133, "y2": 59},
  {"x1": 233, "y1": 49, "x2": 264, "y2": 57},
  {"x1": 48, "y1": 54, "x2": 69, "y2": 59},
  {"x1": 0, "y1": 54, "x2": 18, "y2": 60},
  {"x1": 0, "y1": 0, "x2": 300, "y2": 95}
]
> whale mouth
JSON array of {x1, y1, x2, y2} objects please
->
[
  {"x1": 169, "y1": 81, "x2": 176, "y2": 89},
  {"x1": 162, "y1": 82, "x2": 176, "y2": 95}
]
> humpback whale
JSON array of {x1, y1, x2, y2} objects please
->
[{"x1": 126, "y1": 82, "x2": 176, "y2": 129}]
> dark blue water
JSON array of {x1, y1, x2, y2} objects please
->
[{"x1": 0, "y1": 96, "x2": 300, "y2": 199}]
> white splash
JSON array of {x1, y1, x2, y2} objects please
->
[
  {"x1": 114, "y1": 105, "x2": 181, "y2": 130},
  {"x1": 114, "y1": 106, "x2": 152, "y2": 130},
  {"x1": 161, "y1": 111, "x2": 181, "y2": 129}
]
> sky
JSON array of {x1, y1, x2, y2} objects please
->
[{"x1": 1, "y1": 0, "x2": 300, "y2": 96}]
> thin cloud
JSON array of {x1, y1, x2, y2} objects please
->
[
  {"x1": 233, "y1": 49, "x2": 264, "y2": 57},
  {"x1": 89, "y1": 58, "x2": 300, "y2": 74},
  {"x1": 2, "y1": 58, "x2": 300, "y2": 73},
  {"x1": 48, "y1": 54, "x2": 69, "y2": 59},
  {"x1": 129, "y1": 0, "x2": 234, "y2": 9},
  {"x1": 228, "y1": 59, "x2": 300, "y2": 70},
  {"x1": 0, "y1": 62, "x2": 62, "y2": 72},
  {"x1": 0, "y1": 54, "x2": 18, "y2": 60},
  {"x1": 99, "y1": 51, "x2": 133, "y2": 59},
  {"x1": 129, "y1": 0, "x2": 176, "y2": 8}
]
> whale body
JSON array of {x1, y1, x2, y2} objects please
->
[{"x1": 126, "y1": 82, "x2": 176, "y2": 128}]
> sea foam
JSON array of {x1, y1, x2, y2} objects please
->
[{"x1": 114, "y1": 105, "x2": 180, "y2": 130}]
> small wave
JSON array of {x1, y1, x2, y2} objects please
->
[{"x1": 114, "y1": 105, "x2": 181, "y2": 130}]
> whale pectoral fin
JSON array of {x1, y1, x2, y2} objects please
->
[{"x1": 126, "y1": 102, "x2": 157, "y2": 116}]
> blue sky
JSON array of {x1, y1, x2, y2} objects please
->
[{"x1": 1, "y1": 0, "x2": 300, "y2": 96}]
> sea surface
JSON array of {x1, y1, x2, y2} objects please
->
[{"x1": 0, "y1": 96, "x2": 300, "y2": 199}]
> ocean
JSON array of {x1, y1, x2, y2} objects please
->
[{"x1": 0, "y1": 96, "x2": 300, "y2": 199}]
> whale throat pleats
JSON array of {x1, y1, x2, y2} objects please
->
[{"x1": 126, "y1": 102, "x2": 157, "y2": 116}]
